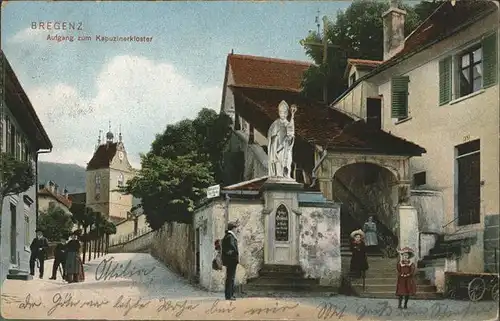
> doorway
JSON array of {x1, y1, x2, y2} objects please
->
[
  {"x1": 195, "y1": 228, "x2": 200, "y2": 282},
  {"x1": 10, "y1": 203, "x2": 17, "y2": 265},
  {"x1": 366, "y1": 97, "x2": 382, "y2": 130}
]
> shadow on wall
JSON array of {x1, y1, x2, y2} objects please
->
[
  {"x1": 333, "y1": 163, "x2": 396, "y2": 232},
  {"x1": 149, "y1": 222, "x2": 196, "y2": 281}
]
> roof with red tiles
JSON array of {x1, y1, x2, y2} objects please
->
[
  {"x1": 345, "y1": 58, "x2": 383, "y2": 77},
  {"x1": 390, "y1": 1, "x2": 497, "y2": 61},
  {"x1": 334, "y1": 0, "x2": 497, "y2": 106},
  {"x1": 87, "y1": 143, "x2": 118, "y2": 170},
  {"x1": 231, "y1": 86, "x2": 425, "y2": 156},
  {"x1": 227, "y1": 54, "x2": 312, "y2": 92},
  {"x1": 38, "y1": 188, "x2": 72, "y2": 208},
  {"x1": 223, "y1": 176, "x2": 268, "y2": 191}
]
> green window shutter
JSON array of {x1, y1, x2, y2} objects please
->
[
  {"x1": 439, "y1": 56, "x2": 452, "y2": 105},
  {"x1": 391, "y1": 76, "x2": 409, "y2": 118},
  {"x1": 483, "y1": 31, "x2": 498, "y2": 88}
]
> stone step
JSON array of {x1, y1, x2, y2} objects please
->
[
  {"x1": 258, "y1": 271, "x2": 305, "y2": 278},
  {"x1": 350, "y1": 278, "x2": 431, "y2": 286},
  {"x1": 7, "y1": 273, "x2": 33, "y2": 281},
  {"x1": 241, "y1": 290, "x2": 338, "y2": 298},
  {"x1": 356, "y1": 292, "x2": 444, "y2": 300},
  {"x1": 351, "y1": 284, "x2": 437, "y2": 293},
  {"x1": 244, "y1": 283, "x2": 338, "y2": 293},
  {"x1": 247, "y1": 277, "x2": 317, "y2": 286},
  {"x1": 259, "y1": 265, "x2": 303, "y2": 274}
]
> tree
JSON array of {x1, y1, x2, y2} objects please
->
[
  {"x1": 102, "y1": 221, "x2": 117, "y2": 254},
  {"x1": 37, "y1": 205, "x2": 74, "y2": 241},
  {"x1": 119, "y1": 108, "x2": 232, "y2": 230},
  {"x1": 119, "y1": 152, "x2": 215, "y2": 230},
  {"x1": 0, "y1": 152, "x2": 35, "y2": 214},
  {"x1": 70, "y1": 203, "x2": 99, "y2": 263},
  {"x1": 300, "y1": 0, "x2": 442, "y2": 103}
]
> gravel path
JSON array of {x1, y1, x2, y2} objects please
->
[{"x1": 1, "y1": 253, "x2": 498, "y2": 320}]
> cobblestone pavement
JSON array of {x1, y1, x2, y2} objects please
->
[{"x1": 1, "y1": 253, "x2": 498, "y2": 320}]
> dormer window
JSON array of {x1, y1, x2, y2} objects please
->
[{"x1": 349, "y1": 73, "x2": 357, "y2": 86}]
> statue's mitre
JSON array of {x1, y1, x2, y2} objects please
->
[{"x1": 278, "y1": 100, "x2": 289, "y2": 112}]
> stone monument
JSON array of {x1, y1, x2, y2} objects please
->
[{"x1": 262, "y1": 100, "x2": 303, "y2": 265}]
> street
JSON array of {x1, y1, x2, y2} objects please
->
[{"x1": 1, "y1": 253, "x2": 497, "y2": 320}]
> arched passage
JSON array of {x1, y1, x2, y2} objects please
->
[{"x1": 332, "y1": 162, "x2": 399, "y2": 254}]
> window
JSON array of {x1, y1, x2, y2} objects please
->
[
  {"x1": 349, "y1": 73, "x2": 357, "y2": 86},
  {"x1": 458, "y1": 46, "x2": 483, "y2": 97},
  {"x1": 439, "y1": 32, "x2": 498, "y2": 105},
  {"x1": 0, "y1": 116, "x2": 3, "y2": 152},
  {"x1": 117, "y1": 173, "x2": 124, "y2": 187},
  {"x1": 20, "y1": 139, "x2": 25, "y2": 162},
  {"x1": 6, "y1": 118, "x2": 12, "y2": 154},
  {"x1": 24, "y1": 212, "x2": 30, "y2": 246},
  {"x1": 95, "y1": 174, "x2": 101, "y2": 199},
  {"x1": 456, "y1": 140, "x2": 480, "y2": 226},
  {"x1": 16, "y1": 133, "x2": 21, "y2": 160},
  {"x1": 391, "y1": 76, "x2": 410, "y2": 120},
  {"x1": 413, "y1": 171, "x2": 426, "y2": 187}
]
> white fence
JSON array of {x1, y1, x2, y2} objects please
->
[{"x1": 109, "y1": 226, "x2": 153, "y2": 247}]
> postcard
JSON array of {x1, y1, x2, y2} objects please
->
[{"x1": 1, "y1": 0, "x2": 499, "y2": 320}]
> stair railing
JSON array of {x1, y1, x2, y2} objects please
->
[{"x1": 334, "y1": 176, "x2": 399, "y2": 258}]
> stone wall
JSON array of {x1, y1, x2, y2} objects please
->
[
  {"x1": 195, "y1": 199, "x2": 265, "y2": 292},
  {"x1": 149, "y1": 222, "x2": 195, "y2": 280},
  {"x1": 108, "y1": 230, "x2": 155, "y2": 253},
  {"x1": 410, "y1": 190, "x2": 444, "y2": 233},
  {"x1": 299, "y1": 205, "x2": 341, "y2": 287},
  {"x1": 484, "y1": 214, "x2": 499, "y2": 273}
]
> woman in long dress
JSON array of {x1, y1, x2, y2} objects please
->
[
  {"x1": 349, "y1": 229, "x2": 369, "y2": 278},
  {"x1": 396, "y1": 247, "x2": 417, "y2": 309},
  {"x1": 65, "y1": 230, "x2": 82, "y2": 283},
  {"x1": 363, "y1": 216, "x2": 378, "y2": 253}
]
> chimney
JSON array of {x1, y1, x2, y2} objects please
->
[
  {"x1": 63, "y1": 188, "x2": 69, "y2": 198},
  {"x1": 54, "y1": 183, "x2": 59, "y2": 195},
  {"x1": 382, "y1": 0, "x2": 406, "y2": 61}
]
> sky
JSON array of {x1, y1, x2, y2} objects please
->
[{"x1": 1, "y1": 1, "x2": 354, "y2": 168}]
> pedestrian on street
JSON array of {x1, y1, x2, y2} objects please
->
[
  {"x1": 362, "y1": 215, "x2": 378, "y2": 253},
  {"x1": 29, "y1": 229, "x2": 49, "y2": 279},
  {"x1": 65, "y1": 230, "x2": 82, "y2": 283},
  {"x1": 49, "y1": 236, "x2": 68, "y2": 280},
  {"x1": 396, "y1": 247, "x2": 417, "y2": 309},
  {"x1": 349, "y1": 229, "x2": 368, "y2": 279},
  {"x1": 221, "y1": 222, "x2": 239, "y2": 301}
]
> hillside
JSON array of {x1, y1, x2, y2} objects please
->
[{"x1": 38, "y1": 161, "x2": 86, "y2": 193}]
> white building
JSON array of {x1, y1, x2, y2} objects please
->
[
  {"x1": 333, "y1": 0, "x2": 499, "y2": 278},
  {"x1": 0, "y1": 52, "x2": 53, "y2": 282}
]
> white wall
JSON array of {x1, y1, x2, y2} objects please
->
[{"x1": 374, "y1": 13, "x2": 499, "y2": 272}]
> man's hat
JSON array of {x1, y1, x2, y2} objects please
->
[
  {"x1": 35, "y1": 228, "x2": 43, "y2": 233},
  {"x1": 227, "y1": 222, "x2": 238, "y2": 231}
]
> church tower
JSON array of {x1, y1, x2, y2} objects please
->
[{"x1": 85, "y1": 123, "x2": 135, "y2": 223}]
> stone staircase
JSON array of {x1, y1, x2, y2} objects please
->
[
  {"x1": 243, "y1": 264, "x2": 338, "y2": 297},
  {"x1": 341, "y1": 256, "x2": 443, "y2": 299}
]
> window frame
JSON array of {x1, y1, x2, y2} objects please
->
[
  {"x1": 456, "y1": 44, "x2": 483, "y2": 98},
  {"x1": 455, "y1": 139, "x2": 481, "y2": 227}
]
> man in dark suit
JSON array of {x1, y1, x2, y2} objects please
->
[
  {"x1": 29, "y1": 229, "x2": 49, "y2": 279},
  {"x1": 221, "y1": 222, "x2": 239, "y2": 301},
  {"x1": 49, "y1": 236, "x2": 67, "y2": 280}
]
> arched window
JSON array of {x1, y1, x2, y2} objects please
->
[
  {"x1": 95, "y1": 174, "x2": 101, "y2": 199},
  {"x1": 275, "y1": 204, "x2": 289, "y2": 242},
  {"x1": 118, "y1": 173, "x2": 124, "y2": 187}
]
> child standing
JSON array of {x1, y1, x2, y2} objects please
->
[
  {"x1": 349, "y1": 229, "x2": 369, "y2": 279},
  {"x1": 396, "y1": 247, "x2": 417, "y2": 309}
]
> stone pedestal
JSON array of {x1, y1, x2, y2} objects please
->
[
  {"x1": 398, "y1": 205, "x2": 419, "y2": 260},
  {"x1": 261, "y1": 177, "x2": 303, "y2": 266}
]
